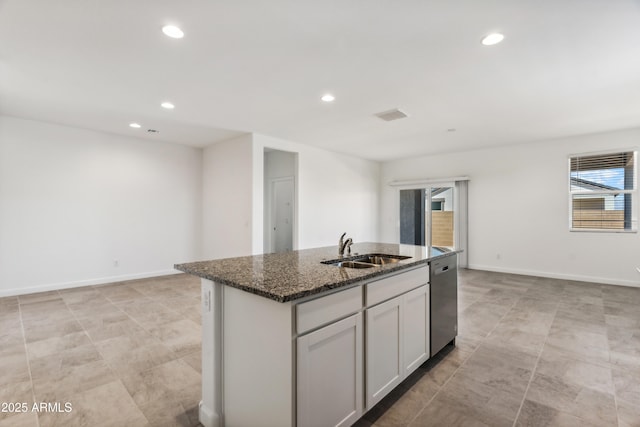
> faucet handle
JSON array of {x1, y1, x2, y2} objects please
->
[{"x1": 345, "y1": 238, "x2": 353, "y2": 255}]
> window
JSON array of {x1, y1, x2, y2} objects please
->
[{"x1": 569, "y1": 150, "x2": 637, "y2": 231}]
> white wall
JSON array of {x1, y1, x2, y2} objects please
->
[
  {"x1": 253, "y1": 134, "x2": 380, "y2": 252},
  {"x1": 0, "y1": 116, "x2": 202, "y2": 296},
  {"x1": 202, "y1": 134, "x2": 254, "y2": 259},
  {"x1": 380, "y1": 127, "x2": 640, "y2": 287}
]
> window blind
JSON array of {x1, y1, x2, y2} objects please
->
[{"x1": 569, "y1": 150, "x2": 637, "y2": 231}]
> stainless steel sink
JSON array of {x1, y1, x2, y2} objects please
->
[
  {"x1": 352, "y1": 255, "x2": 411, "y2": 265},
  {"x1": 322, "y1": 253, "x2": 412, "y2": 268},
  {"x1": 332, "y1": 261, "x2": 378, "y2": 269}
]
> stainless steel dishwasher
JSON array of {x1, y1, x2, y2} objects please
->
[{"x1": 430, "y1": 253, "x2": 458, "y2": 357}]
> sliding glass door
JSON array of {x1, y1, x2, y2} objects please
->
[
  {"x1": 396, "y1": 179, "x2": 468, "y2": 267},
  {"x1": 400, "y1": 185, "x2": 455, "y2": 249},
  {"x1": 428, "y1": 186, "x2": 455, "y2": 248}
]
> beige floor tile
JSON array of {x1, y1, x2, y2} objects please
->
[
  {"x1": 602, "y1": 285, "x2": 640, "y2": 305},
  {"x1": 515, "y1": 399, "x2": 602, "y2": 427},
  {"x1": 545, "y1": 322, "x2": 610, "y2": 361},
  {"x1": 524, "y1": 372, "x2": 618, "y2": 426},
  {"x1": 0, "y1": 411, "x2": 39, "y2": 427},
  {"x1": 418, "y1": 350, "x2": 462, "y2": 387},
  {"x1": 617, "y1": 397, "x2": 640, "y2": 427},
  {"x1": 59, "y1": 287, "x2": 106, "y2": 304},
  {"x1": 38, "y1": 380, "x2": 149, "y2": 427},
  {"x1": 136, "y1": 398, "x2": 191, "y2": 427},
  {"x1": 0, "y1": 312, "x2": 21, "y2": 330},
  {"x1": 64, "y1": 293, "x2": 113, "y2": 312},
  {"x1": 130, "y1": 309, "x2": 185, "y2": 330},
  {"x1": 0, "y1": 381, "x2": 33, "y2": 422},
  {"x1": 147, "y1": 319, "x2": 201, "y2": 357},
  {"x1": 29, "y1": 343, "x2": 103, "y2": 380},
  {"x1": 120, "y1": 359, "x2": 201, "y2": 408},
  {"x1": 23, "y1": 318, "x2": 84, "y2": 343},
  {"x1": 3, "y1": 269, "x2": 640, "y2": 426},
  {"x1": 511, "y1": 297, "x2": 559, "y2": 314},
  {"x1": 458, "y1": 301, "x2": 510, "y2": 337},
  {"x1": 497, "y1": 308, "x2": 556, "y2": 335},
  {"x1": 0, "y1": 350, "x2": 30, "y2": 384},
  {"x1": 0, "y1": 296, "x2": 19, "y2": 306},
  {"x1": 612, "y1": 367, "x2": 640, "y2": 406},
  {"x1": 19, "y1": 300, "x2": 74, "y2": 323},
  {"x1": 80, "y1": 317, "x2": 146, "y2": 342},
  {"x1": 535, "y1": 344, "x2": 614, "y2": 395},
  {"x1": 31, "y1": 359, "x2": 117, "y2": 404},
  {"x1": 610, "y1": 350, "x2": 640, "y2": 372},
  {"x1": 484, "y1": 324, "x2": 547, "y2": 355},
  {"x1": 18, "y1": 291, "x2": 61, "y2": 305},
  {"x1": 410, "y1": 393, "x2": 505, "y2": 427},
  {"x1": 438, "y1": 373, "x2": 522, "y2": 425},
  {"x1": 68, "y1": 303, "x2": 123, "y2": 319},
  {"x1": 26, "y1": 331, "x2": 92, "y2": 359},
  {"x1": 182, "y1": 310, "x2": 201, "y2": 325},
  {"x1": 181, "y1": 351, "x2": 201, "y2": 374},
  {"x1": 115, "y1": 298, "x2": 170, "y2": 317},
  {"x1": 97, "y1": 285, "x2": 146, "y2": 303},
  {"x1": 97, "y1": 339, "x2": 176, "y2": 377},
  {"x1": 0, "y1": 329, "x2": 25, "y2": 349}
]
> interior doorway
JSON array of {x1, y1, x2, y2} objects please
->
[
  {"x1": 263, "y1": 149, "x2": 297, "y2": 253},
  {"x1": 270, "y1": 177, "x2": 294, "y2": 252}
]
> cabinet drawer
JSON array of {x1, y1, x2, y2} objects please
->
[
  {"x1": 366, "y1": 266, "x2": 428, "y2": 307},
  {"x1": 297, "y1": 286, "x2": 362, "y2": 334}
]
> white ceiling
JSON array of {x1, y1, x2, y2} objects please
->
[{"x1": 2, "y1": 0, "x2": 640, "y2": 161}]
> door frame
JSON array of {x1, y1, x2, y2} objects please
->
[
  {"x1": 397, "y1": 181, "x2": 456, "y2": 248},
  {"x1": 267, "y1": 176, "x2": 296, "y2": 253}
]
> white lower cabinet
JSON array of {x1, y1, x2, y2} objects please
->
[
  {"x1": 365, "y1": 297, "x2": 403, "y2": 409},
  {"x1": 297, "y1": 312, "x2": 363, "y2": 427},
  {"x1": 402, "y1": 285, "x2": 430, "y2": 375},
  {"x1": 295, "y1": 267, "x2": 430, "y2": 427},
  {"x1": 366, "y1": 284, "x2": 429, "y2": 410}
]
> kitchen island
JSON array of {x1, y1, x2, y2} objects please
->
[{"x1": 175, "y1": 242, "x2": 458, "y2": 427}]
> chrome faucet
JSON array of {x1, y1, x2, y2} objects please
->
[{"x1": 338, "y1": 232, "x2": 353, "y2": 256}]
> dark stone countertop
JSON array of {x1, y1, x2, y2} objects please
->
[{"x1": 174, "y1": 242, "x2": 458, "y2": 303}]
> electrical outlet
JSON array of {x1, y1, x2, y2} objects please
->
[
  {"x1": 203, "y1": 290, "x2": 211, "y2": 312},
  {"x1": 496, "y1": 253, "x2": 501, "y2": 260},
  {"x1": 113, "y1": 259, "x2": 119, "y2": 267}
]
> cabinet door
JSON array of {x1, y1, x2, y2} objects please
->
[
  {"x1": 366, "y1": 297, "x2": 403, "y2": 409},
  {"x1": 403, "y1": 285, "x2": 429, "y2": 375},
  {"x1": 297, "y1": 313, "x2": 363, "y2": 427}
]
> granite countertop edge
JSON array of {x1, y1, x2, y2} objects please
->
[{"x1": 175, "y1": 243, "x2": 460, "y2": 303}]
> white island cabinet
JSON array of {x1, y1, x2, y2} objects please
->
[
  {"x1": 199, "y1": 264, "x2": 431, "y2": 427},
  {"x1": 365, "y1": 266, "x2": 430, "y2": 409}
]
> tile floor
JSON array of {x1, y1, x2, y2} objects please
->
[{"x1": 1, "y1": 269, "x2": 639, "y2": 426}]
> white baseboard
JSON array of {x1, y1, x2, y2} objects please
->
[
  {"x1": 466, "y1": 264, "x2": 640, "y2": 288},
  {"x1": 0, "y1": 269, "x2": 181, "y2": 298}
]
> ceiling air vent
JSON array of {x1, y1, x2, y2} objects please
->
[{"x1": 375, "y1": 108, "x2": 408, "y2": 122}]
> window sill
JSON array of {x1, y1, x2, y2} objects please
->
[{"x1": 570, "y1": 228, "x2": 637, "y2": 234}]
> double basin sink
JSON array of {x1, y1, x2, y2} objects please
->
[{"x1": 322, "y1": 254, "x2": 412, "y2": 269}]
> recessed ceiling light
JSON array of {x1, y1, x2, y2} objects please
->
[
  {"x1": 161, "y1": 101, "x2": 175, "y2": 109},
  {"x1": 321, "y1": 94, "x2": 335, "y2": 103},
  {"x1": 481, "y1": 33, "x2": 504, "y2": 46},
  {"x1": 162, "y1": 25, "x2": 184, "y2": 39},
  {"x1": 129, "y1": 123, "x2": 141, "y2": 128}
]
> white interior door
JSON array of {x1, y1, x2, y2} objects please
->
[{"x1": 271, "y1": 177, "x2": 294, "y2": 253}]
